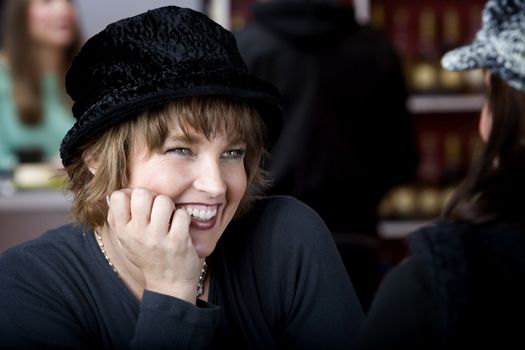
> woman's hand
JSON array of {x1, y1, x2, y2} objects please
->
[{"x1": 107, "y1": 187, "x2": 203, "y2": 303}]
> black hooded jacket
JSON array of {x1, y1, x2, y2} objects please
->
[{"x1": 235, "y1": 2, "x2": 418, "y2": 235}]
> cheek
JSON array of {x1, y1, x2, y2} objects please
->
[
  {"x1": 28, "y1": 6, "x2": 50, "y2": 37},
  {"x1": 226, "y1": 167, "x2": 248, "y2": 202},
  {"x1": 128, "y1": 160, "x2": 189, "y2": 193}
]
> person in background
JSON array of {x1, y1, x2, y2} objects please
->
[
  {"x1": 234, "y1": 0, "x2": 418, "y2": 311},
  {"x1": 356, "y1": 0, "x2": 525, "y2": 348},
  {"x1": 0, "y1": 0, "x2": 5, "y2": 49},
  {"x1": 0, "y1": 6, "x2": 364, "y2": 349},
  {"x1": 0, "y1": 0, "x2": 82, "y2": 172}
]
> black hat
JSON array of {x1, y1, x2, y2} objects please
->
[
  {"x1": 60, "y1": 6, "x2": 283, "y2": 166},
  {"x1": 441, "y1": 0, "x2": 525, "y2": 93}
]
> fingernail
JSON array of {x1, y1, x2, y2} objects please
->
[{"x1": 106, "y1": 195, "x2": 110, "y2": 207}]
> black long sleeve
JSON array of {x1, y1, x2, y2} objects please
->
[
  {"x1": 355, "y1": 258, "x2": 440, "y2": 350},
  {"x1": 0, "y1": 196, "x2": 363, "y2": 349}
]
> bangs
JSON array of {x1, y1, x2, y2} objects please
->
[{"x1": 132, "y1": 96, "x2": 263, "y2": 153}]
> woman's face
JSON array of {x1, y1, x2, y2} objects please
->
[
  {"x1": 479, "y1": 71, "x2": 493, "y2": 142},
  {"x1": 127, "y1": 118, "x2": 248, "y2": 258},
  {"x1": 28, "y1": 0, "x2": 77, "y2": 48}
]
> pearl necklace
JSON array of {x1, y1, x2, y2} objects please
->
[
  {"x1": 95, "y1": 230, "x2": 119, "y2": 278},
  {"x1": 94, "y1": 230, "x2": 208, "y2": 297}
]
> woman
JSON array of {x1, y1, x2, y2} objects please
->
[
  {"x1": 0, "y1": 6, "x2": 364, "y2": 349},
  {"x1": 356, "y1": 0, "x2": 525, "y2": 349},
  {"x1": 0, "y1": 0, "x2": 82, "y2": 171}
]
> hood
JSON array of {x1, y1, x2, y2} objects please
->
[{"x1": 252, "y1": 2, "x2": 357, "y2": 49}]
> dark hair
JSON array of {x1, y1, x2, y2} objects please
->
[
  {"x1": 443, "y1": 74, "x2": 525, "y2": 223},
  {"x1": 2, "y1": 0, "x2": 82, "y2": 125}
]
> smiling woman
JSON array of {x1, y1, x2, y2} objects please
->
[{"x1": 0, "y1": 6, "x2": 364, "y2": 349}]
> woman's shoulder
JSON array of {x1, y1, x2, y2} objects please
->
[
  {"x1": 245, "y1": 195, "x2": 328, "y2": 234},
  {"x1": 407, "y1": 220, "x2": 471, "y2": 282},
  {"x1": 225, "y1": 195, "x2": 332, "y2": 255},
  {"x1": 409, "y1": 219, "x2": 525, "y2": 253},
  {"x1": 409, "y1": 220, "x2": 468, "y2": 252},
  {"x1": 407, "y1": 219, "x2": 525, "y2": 295},
  {"x1": 249, "y1": 195, "x2": 323, "y2": 219}
]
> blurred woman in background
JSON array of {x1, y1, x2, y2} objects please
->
[{"x1": 0, "y1": 0, "x2": 82, "y2": 172}]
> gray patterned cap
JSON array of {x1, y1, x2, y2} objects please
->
[{"x1": 441, "y1": 0, "x2": 525, "y2": 92}]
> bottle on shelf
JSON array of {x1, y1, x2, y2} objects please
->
[
  {"x1": 463, "y1": 4, "x2": 484, "y2": 93},
  {"x1": 439, "y1": 6, "x2": 465, "y2": 93},
  {"x1": 410, "y1": 7, "x2": 440, "y2": 94},
  {"x1": 378, "y1": 184, "x2": 418, "y2": 221},
  {"x1": 370, "y1": 0, "x2": 385, "y2": 31}
]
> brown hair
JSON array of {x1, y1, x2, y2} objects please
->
[
  {"x1": 443, "y1": 74, "x2": 525, "y2": 223},
  {"x1": 2, "y1": 0, "x2": 82, "y2": 125},
  {"x1": 65, "y1": 96, "x2": 268, "y2": 229}
]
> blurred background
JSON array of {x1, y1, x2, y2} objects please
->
[{"x1": 0, "y1": 0, "x2": 487, "y2": 311}]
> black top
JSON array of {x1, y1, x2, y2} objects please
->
[
  {"x1": 356, "y1": 220, "x2": 525, "y2": 349},
  {"x1": 0, "y1": 196, "x2": 364, "y2": 349}
]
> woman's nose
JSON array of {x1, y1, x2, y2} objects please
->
[{"x1": 193, "y1": 159, "x2": 227, "y2": 197}]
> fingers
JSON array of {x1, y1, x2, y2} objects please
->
[
  {"x1": 130, "y1": 187, "x2": 155, "y2": 226},
  {"x1": 107, "y1": 188, "x2": 190, "y2": 241},
  {"x1": 108, "y1": 187, "x2": 159, "y2": 225},
  {"x1": 168, "y1": 209, "x2": 192, "y2": 238},
  {"x1": 150, "y1": 194, "x2": 176, "y2": 233},
  {"x1": 107, "y1": 189, "x2": 132, "y2": 230},
  {"x1": 108, "y1": 187, "x2": 181, "y2": 231}
]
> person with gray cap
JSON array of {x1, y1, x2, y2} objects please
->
[
  {"x1": 355, "y1": 0, "x2": 525, "y2": 349},
  {"x1": 0, "y1": 5, "x2": 364, "y2": 349}
]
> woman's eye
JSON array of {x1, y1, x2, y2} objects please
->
[
  {"x1": 222, "y1": 149, "x2": 246, "y2": 160},
  {"x1": 166, "y1": 148, "x2": 193, "y2": 156}
]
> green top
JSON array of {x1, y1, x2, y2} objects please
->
[{"x1": 0, "y1": 63, "x2": 74, "y2": 171}]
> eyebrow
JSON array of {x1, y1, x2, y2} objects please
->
[
  {"x1": 165, "y1": 132, "x2": 246, "y2": 146},
  {"x1": 165, "y1": 133, "x2": 199, "y2": 144}
]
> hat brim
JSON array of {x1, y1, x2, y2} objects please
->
[
  {"x1": 441, "y1": 39, "x2": 489, "y2": 72},
  {"x1": 60, "y1": 75, "x2": 284, "y2": 166}
]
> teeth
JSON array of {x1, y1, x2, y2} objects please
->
[{"x1": 183, "y1": 206, "x2": 218, "y2": 221}]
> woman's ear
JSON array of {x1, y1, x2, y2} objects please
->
[{"x1": 83, "y1": 150, "x2": 98, "y2": 175}]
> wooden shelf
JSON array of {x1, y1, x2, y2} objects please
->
[
  {"x1": 408, "y1": 94, "x2": 484, "y2": 114},
  {"x1": 378, "y1": 219, "x2": 434, "y2": 239}
]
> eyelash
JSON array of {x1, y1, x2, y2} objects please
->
[
  {"x1": 222, "y1": 149, "x2": 246, "y2": 160},
  {"x1": 164, "y1": 148, "x2": 246, "y2": 160},
  {"x1": 166, "y1": 148, "x2": 193, "y2": 156}
]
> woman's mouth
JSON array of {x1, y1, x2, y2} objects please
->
[
  {"x1": 179, "y1": 204, "x2": 219, "y2": 230},
  {"x1": 184, "y1": 205, "x2": 218, "y2": 220}
]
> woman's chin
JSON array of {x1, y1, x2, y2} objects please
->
[{"x1": 193, "y1": 241, "x2": 216, "y2": 259}]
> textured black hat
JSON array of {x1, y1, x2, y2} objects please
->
[
  {"x1": 441, "y1": 0, "x2": 525, "y2": 92},
  {"x1": 60, "y1": 6, "x2": 283, "y2": 166}
]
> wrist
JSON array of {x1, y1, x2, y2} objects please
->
[{"x1": 145, "y1": 279, "x2": 198, "y2": 304}]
